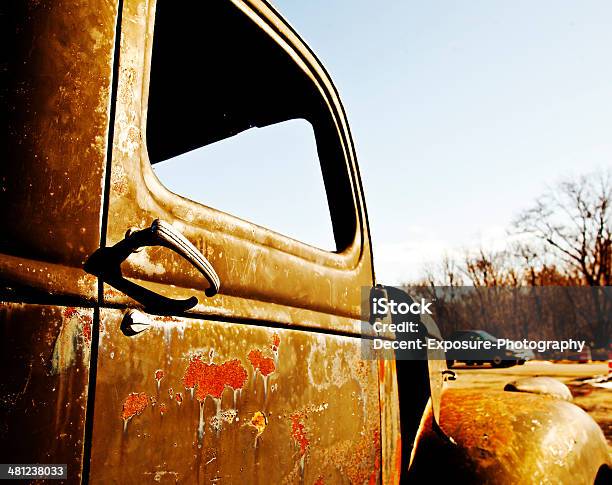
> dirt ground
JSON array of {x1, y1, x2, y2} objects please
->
[{"x1": 447, "y1": 361, "x2": 612, "y2": 453}]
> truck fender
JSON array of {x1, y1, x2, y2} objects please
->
[{"x1": 406, "y1": 389, "x2": 611, "y2": 484}]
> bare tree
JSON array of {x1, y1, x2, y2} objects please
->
[
  {"x1": 513, "y1": 170, "x2": 611, "y2": 286},
  {"x1": 513, "y1": 170, "x2": 611, "y2": 347}
]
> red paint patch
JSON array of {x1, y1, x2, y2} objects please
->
[
  {"x1": 271, "y1": 333, "x2": 280, "y2": 352},
  {"x1": 121, "y1": 392, "x2": 148, "y2": 420},
  {"x1": 160, "y1": 315, "x2": 181, "y2": 323},
  {"x1": 82, "y1": 320, "x2": 92, "y2": 342},
  {"x1": 183, "y1": 356, "x2": 248, "y2": 400},
  {"x1": 175, "y1": 392, "x2": 183, "y2": 405},
  {"x1": 368, "y1": 471, "x2": 377, "y2": 485},
  {"x1": 290, "y1": 413, "x2": 310, "y2": 456},
  {"x1": 105, "y1": 287, "x2": 122, "y2": 297},
  {"x1": 63, "y1": 307, "x2": 92, "y2": 343},
  {"x1": 155, "y1": 369, "x2": 164, "y2": 382},
  {"x1": 247, "y1": 349, "x2": 275, "y2": 377},
  {"x1": 314, "y1": 477, "x2": 324, "y2": 485},
  {"x1": 63, "y1": 307, "x2": 78, "y2": 318},
  {"x1": 369, "y1": 436, "x2": 381, "y2": 485}
]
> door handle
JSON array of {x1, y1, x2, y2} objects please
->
[
  {"x1": 85, "y1": 219, "x2": 220, "y2": 311},
  {"x1": 124, "y1": 219, "x2": 220, "y2": 297}
]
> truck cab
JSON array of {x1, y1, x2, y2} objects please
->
[{"x1": 2, "y1": 1, "x2": 610, "y2": 483}]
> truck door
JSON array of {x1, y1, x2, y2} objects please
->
[{"x1": 88, "y1": 0, "x2": 395, "y2": 483}]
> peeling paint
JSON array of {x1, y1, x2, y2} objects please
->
[
  {"x1": 183, "y1": 356, "x2": 247, "y2": 442},
  {"x1": 51, "y1": 307, "x2": 92, "y2": 374},
  {"x1": 154, "y1": 369, "x2": 164, "y2": 390},
  {"x1": 248, "y1": 349, "x2": 275, "y2": 377},
  {"x1": 248, "y1": 411, "x2": 268, "y2": 446},
  {"x1": 183, "y1": 356, "x2": 248, "y2": 401},
  {"x1": 210, "y1": 407, "x2": 237, "y2": 434},
  {"x1": 290, "y1": 412, "x2": 310, "y2": 457},
  {"x1": 82, "y1": 318, "x2": 92, "y2": 343},
  {"x1": 88, "y1": 309, "x2": 383, "y2": 482},
  {"x1": 272, "y1": 333, "x2": 281, "y2": 350},
  {"x1": 121, "y1": 392, "x2": 148, "y2": 430},
  {"x1": 271, "y1": 333, "x2": 281, "y2": 361}
]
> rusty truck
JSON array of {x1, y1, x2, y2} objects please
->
[{"x1": 2, "y1": 0, "x2": 611, "y2": 483}]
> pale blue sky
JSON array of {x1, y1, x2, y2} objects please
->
[{"x1": 155, "y1": 0, "x2": 611, "y2": 283}]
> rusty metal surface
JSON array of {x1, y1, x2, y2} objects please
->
[
  {"x1": 4, "y1": 1, "x2": 609, "y2": 484},
  {"x1": 2, "y1": 1, "x2": 396, "y2": 483},
  {"x1": 89, "y1": 308, "x2": 381, "y2": 484},
  {"x1": 0, "y1": 302, "x2": 92, "y2": 483},
  {"x1": 0, "y1": 253, "x2": 98, "y2": 303},
  {"x1": 2, "y1": 0, "x2": 118, "y2": 278},
  {"x1": 2, "y1": 1, "x2": 116, "y2": 482},
  {"x1": 378, "y1": 360, "x2": 401, "y2": 485},
  {"x1": 408, "y1": 389, "x2": 612, "y2": 485},
  {"x1": 102, "y1": 281, "x2": 374, "y2": 337},
  {"x1": 103, "y1": 0, "x2": 373, "y2": 332}
]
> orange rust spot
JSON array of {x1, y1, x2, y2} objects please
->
[
  {"x1": 160, "y1": 315, "x2": 181, "y2": 323},
  {"x1": 378, "y1": 360, "x2": 386, "y2": 381},
  {"x1": 175, "y1": 392, "x2": 183, "y2": 405},
  {"x1": 105, "y1": 287, "x2": 122, "y2": 297},
  {"x1": 290, "y1": 413, "x2": 310, "y2": 456},
  {"x1": 368, "y1": 431, "x2": 381, "y2": 484},
  {"x1": 249, "y1": 411, "x2": 267, "y2": 437},
  {"x1": 155, "y1": 369, "x2": 164, "y2": 382},
  {"x1": 121, "y1": 392, "x2": 148, "y2": 420},
  {"x1": 248, "y1": 349, "x2": 275, "y2": 377},
  {"x1": 394, "y1": 434, "x2": 402, "y2": 481},
  {"x1": 62, "y1": 308, "x2": 92, "y2": 342},
  {"x1": 271, "y1": 333, "x2": 280, "y2": 351},
  {"x1": 368, "y1": 471, "x2": 377, "y2": 485},
  {"x1": 63, "y1": 307, "x2": 78, "y2": 318},
  {"x1": 183, "y1": 356, "x2": 248, "y2": 400},
  {"x1": 82, "y1": 320, "x2": 92, "y2": 342},
  {"x1": 159, "y1": 402, "x2": 168, "y2": 415}
]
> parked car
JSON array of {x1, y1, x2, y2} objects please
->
[
  {"x1": 445, "y1": 330, "x2": 532, "y2": 368},
  {"x1": 2, "y1": 1, "x2": 610, "y2": 483},
  {"x1": 550, "y1": 346, "x2": 593, "y2": 363}
]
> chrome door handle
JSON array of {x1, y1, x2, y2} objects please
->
[
  {"x1": 85, "y1": 219, "x2": 221, "y2": 311},
  {"x1": 124, "y1": 219, "x2": 220, "y2": 297}
]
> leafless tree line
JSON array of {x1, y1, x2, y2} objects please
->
[{"x1": 405, "y1": 169, "x2": 611, "y2": 350}]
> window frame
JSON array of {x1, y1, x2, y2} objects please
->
[
  {"x1": 143, "y1": 0, "x2": 359, "y2": 255},
  {"x1": 104, "y1": 0, "x2": 373, "y2": 329}
]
